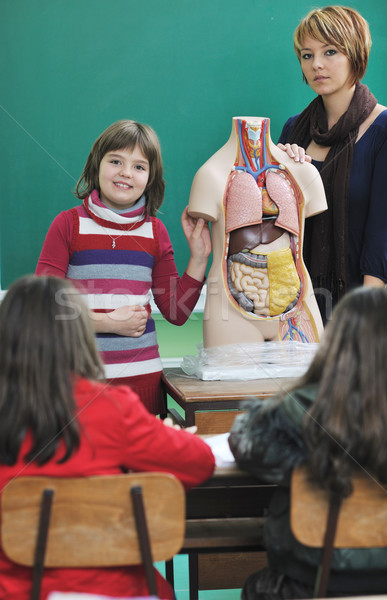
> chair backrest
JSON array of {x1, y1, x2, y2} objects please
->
[
  {"x1": 1, "y1": 473, "x2": 185, "y2": 598},
  {"x1": 48, "y1": 594, "x2": 158, "y2": 599},
  {"x1": 290, "y1": 466, "x2": 387, "y2": 597},
  {"x1": 2, "y1": 472, "x2": 185, "y2": 566}
]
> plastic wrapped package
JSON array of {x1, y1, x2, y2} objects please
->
[{"x1": 181, "y1": 341, "x2": 318, "y2": 381}]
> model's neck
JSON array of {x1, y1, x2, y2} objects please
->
[
  {"x1": 230, "y1": 117, "x2": 272, "y2": 171},
  {"x1": 230, "y1": 116, "x2": 270, "y2": 146}
]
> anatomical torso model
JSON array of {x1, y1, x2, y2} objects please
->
[{"x1": 188, "y1": 117, "x2": 327, "y2": 347}]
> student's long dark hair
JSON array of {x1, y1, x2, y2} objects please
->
[
  {"x1": 0, "y1": 275, "x2": 105, "y2": 466},
  {"x1": 299, "y1": 287, "x2": 387, "y2": 497}
]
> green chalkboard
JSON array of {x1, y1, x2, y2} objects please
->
[{"x1": 1, "y1": 0, "x2": 387, "y2": 288}]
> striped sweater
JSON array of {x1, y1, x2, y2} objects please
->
[{"x1": 36, "y1": 190, "x2": 204, "y2": 413}]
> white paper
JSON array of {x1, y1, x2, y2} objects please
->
[{"x1": 204, "y1": 432, "x2": 236, "y2": 467}]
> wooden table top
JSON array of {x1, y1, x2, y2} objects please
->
[{"x1": 162, "y1": 367, "x2": 295, "y2": 403}]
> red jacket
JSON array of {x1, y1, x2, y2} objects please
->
[{"x1": 0, "y1": 378, "x2": 215, "y2": 599}]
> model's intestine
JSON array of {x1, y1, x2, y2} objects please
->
[{"x1": 224, "y1": 119, "x2": 314, "y2": 342}]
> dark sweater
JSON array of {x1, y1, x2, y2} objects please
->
[{"x1": 229, "y1": 385, "x2": 387, "y2": 594}]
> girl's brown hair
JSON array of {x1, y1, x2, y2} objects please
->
[
  {"x1": 294, "y1": 6, "x2": 372, "y2": 85},
  {"x1": 299, "y1": 287, "x2": 387, "y2": 497},
  {"x1": 0, "y1": 275, "x2": 105, "y2": 466},
  {"x1": 75, "y1": 120, "x2": 165, "y2": 216}
]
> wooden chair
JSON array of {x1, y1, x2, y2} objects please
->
[
  {"x1": 290, "y1": 466, "x2": 387, "y2": 598},
  {"x1": 1, "y1": 473, "x2": 185, "y2": 600}
]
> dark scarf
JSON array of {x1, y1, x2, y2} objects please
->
[{"x1": 287, "y1": 82, "x2": 377, "y2": 299}]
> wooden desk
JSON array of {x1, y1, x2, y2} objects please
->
[
  {"x1": 161, "y1": 367, "x2": 295, "y2": 434},
  {"x1": 186, "y1": 463, "x2": 275, "y2": 516},
  {"x1": 166, "y1": 461, "x2": 276, "y2": 599}
]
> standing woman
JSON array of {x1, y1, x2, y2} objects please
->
[{"x1": 278, "y1": 6, "x2": 387, "y2": 321}]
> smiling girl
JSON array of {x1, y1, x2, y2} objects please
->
[
  {"x1": 278, "y1": 6, "x2": 387, "y2": 322},
  {"x1": 36, "y1": 120, "x2": 211, "y2": 414}
]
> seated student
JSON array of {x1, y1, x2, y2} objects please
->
[
  {"x1": 0, "y1": 275, "x2": 215, "y2": 600},
  {"x1": 229, "y1": 286, "x2": 387, "y2": 599}
]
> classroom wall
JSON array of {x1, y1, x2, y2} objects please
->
[{"x1": 1, "y1": 0, "x2": 387, "y2": 293}]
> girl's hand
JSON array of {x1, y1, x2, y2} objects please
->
[
  {"x1": 92, "y1": 305, "x2": 148, "y2": 337},
  {"x1": 182, "y1": 207, "x2": 212, "y2": 258},
  {"x1": 277, "y1": 143, "x2": 312, "y2": 164},
  {"x1": 182, "y1": 206, "x2": 212, "y2": 282}
]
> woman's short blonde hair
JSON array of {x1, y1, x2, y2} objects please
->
[{"x1": 294, "y1": 5, "x2": 372, "y2": 84}]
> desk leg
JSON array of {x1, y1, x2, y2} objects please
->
[
  {"x1": 159, "y1": 383, "x2": 168, "y2": 419},
  {"x1": 168, "y1": 408, "x2": 186, "y2": 428},
  {"x1": 165, "y1": 558, "x2": 174, "y2": 589},
  {"x1": 188, "y1": 552, "x2": 199, "y2": 600},
  {"x1": 185, "y1": 408, "x2": 196, "y2": 428}
]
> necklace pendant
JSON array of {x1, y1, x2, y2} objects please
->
[{"x1": 112, "y1": 240, "x2": 116, "y2": 249}]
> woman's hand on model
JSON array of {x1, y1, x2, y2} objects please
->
[
  {"x1": 91, "y1": 305, "x2": 148, "y2": 337},
  {"x1": 182, "y1": 206, "x2": 212, "y2": 281},
  {"x1": 277, "y1": 142, "x2": 312, "y2": 164}
]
